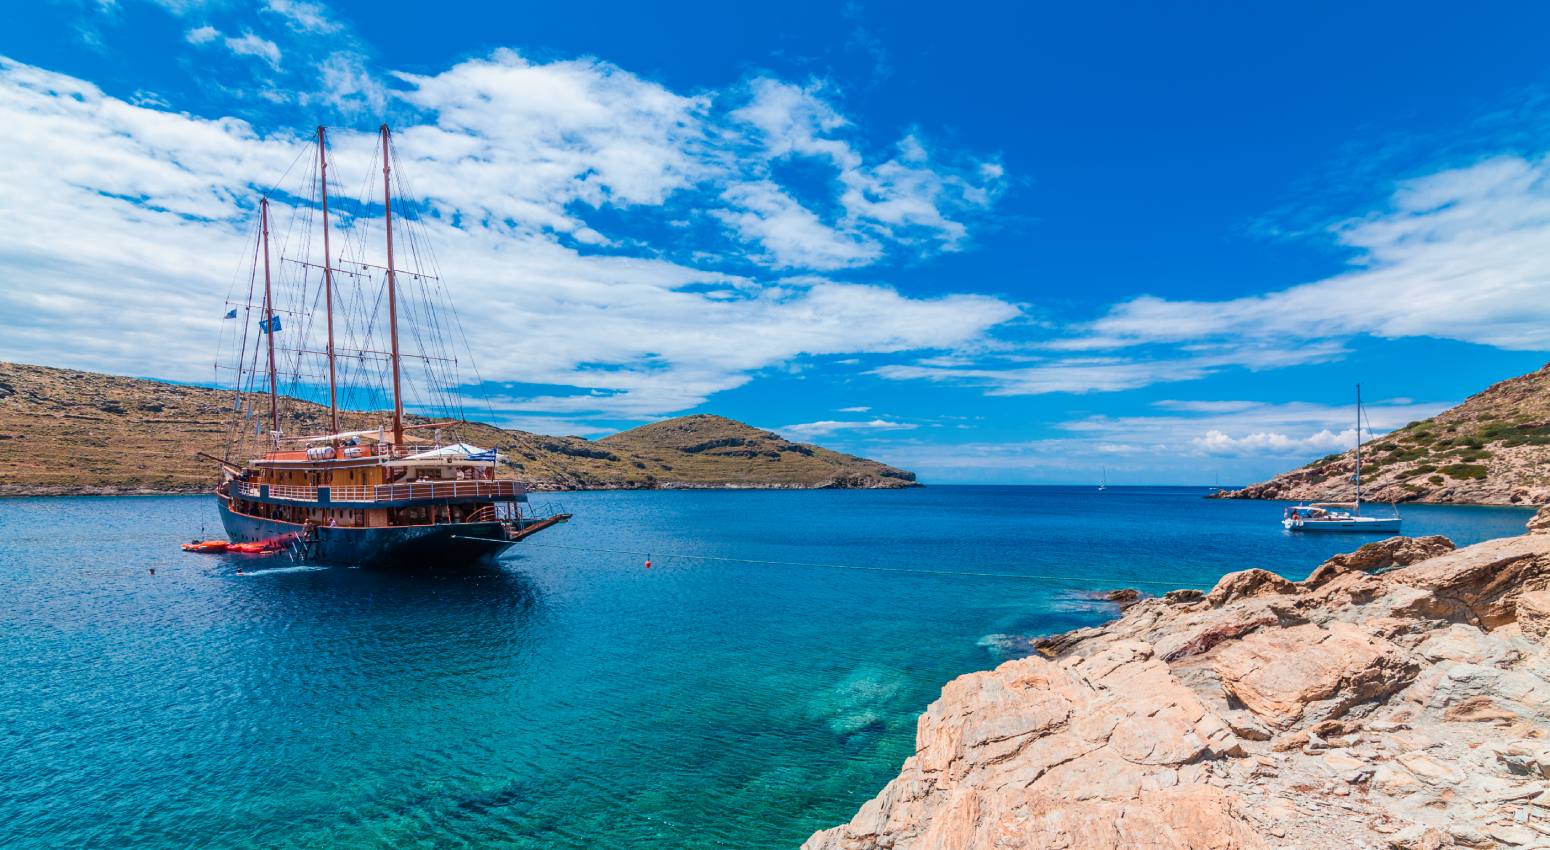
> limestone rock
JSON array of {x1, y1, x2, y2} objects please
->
[
  {"x1": 809, "y1": 530, "x2": 1550, "y2": 850},
  {"x1": 1528, "y1": 504, "x2": 1550, "y2": 534},
  {"x1": 802, "y1": 645, "x2": 1262, "y2": 850},
  {"x1": 1205, "y1": 568, "x2": 1297, "y2": 606},
  {"x1": 1103, "y1": 588, "x2": 1142, "y2": 607},
  {"x1": 1517, "y1": 590, "x2": 1550, "y2": 640},
  {"x1": 1303, "y1": 535, "x2": 1456, "y2": 587},
  {"x1": 1213, "y1": 622, "x2": 1418, "y2": 727}
]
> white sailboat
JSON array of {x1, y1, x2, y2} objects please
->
[
  {"x1": 1098, "y1": 467, "x2": 1107, "y2": 491},
  {"x1": 1283, "y1": 384, "x2": 1402, "y2": 533}
]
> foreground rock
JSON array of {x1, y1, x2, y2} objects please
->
[{"x1": 805, "y1": 528, "x2": 1550, "y2": 850}]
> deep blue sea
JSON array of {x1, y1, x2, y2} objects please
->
[{"x1": 0, "y1": 486, "x2": 1534, "y2": 848}]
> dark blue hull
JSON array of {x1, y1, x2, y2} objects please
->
[{"x1": 216, "y1": 496, "x2": 515, "y2": 567}]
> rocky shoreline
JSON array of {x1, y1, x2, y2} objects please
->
[{"x1": 805, "y1": 514, "x2": 1550, "y2": 849}]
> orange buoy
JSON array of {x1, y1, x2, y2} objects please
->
[{"x1": 645, "y1": 559, "x2": 652, "y2": 569}]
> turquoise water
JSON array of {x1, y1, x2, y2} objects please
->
[{"x1": 0, "y1": 487, "x2": 1534, "y2": 848}]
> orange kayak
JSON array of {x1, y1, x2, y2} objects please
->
[
  {"x1": 181, "y1": 540, "x2": 230, "y2": 553},
  {"x1": 227, "y1": 540, "x2": 284, "y2": 554}
]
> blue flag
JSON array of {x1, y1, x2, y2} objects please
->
[
  {"x1": 258, "y1": 315, "x2": 282, "y2": 334},
  {"x1": 467, "y1": 449, "x2": 497, "y2": 463},
  {"x1": 224, "y1": 308, "x2": 237, "y2": 319}
]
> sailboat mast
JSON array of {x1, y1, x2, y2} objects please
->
[
  {"x1": 1354, "y1": 383, "x2": 1362, "y2": 514},
  {"x1": 317, "y1": 126, "x2": 339, "y2": 435},
  {"x1": 260, "y1": 196, "x2": 278, "y2": 442},
  {"x1": 380, "y1": 124, "x2": 405, "y2": 448}
]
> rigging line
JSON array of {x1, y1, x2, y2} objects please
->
[
  {"x1": 504, "y1": 541, "x2": 1202, "y2": 589},
  {"x1": 395, "y1": 138, "x2": 492, "y2": 428},
  {"x1": 259, "y1": 142, "x2": 312, "y2": 208}
]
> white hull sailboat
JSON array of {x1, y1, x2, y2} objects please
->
[{"x1": 1283, "y1": 384, "x2": 1401, "y2": 533}]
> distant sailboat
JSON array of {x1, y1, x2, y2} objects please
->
[
  {"x1": 1098, "y1": 467, "x2": 1107, "y2": 491},
  {"x1": 1282, "y1": 384, "x2": 1402, "y2": 533}
]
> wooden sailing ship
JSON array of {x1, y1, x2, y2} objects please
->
[{"x1": 211, "y1": 125, "x2": 568, "y2": 566}]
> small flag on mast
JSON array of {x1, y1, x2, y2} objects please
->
[
  {"x1": 258, "y1": 315, "x2": 282, "y2": 334},
  {"x1": 467, "y1": 449, "x2": 498, "y2": 463},
  {"x1": 224, "y1": 308, "x2": 238, "y2": 319}
]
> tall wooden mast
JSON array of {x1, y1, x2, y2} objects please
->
[
  {"x1": 260, "y1": 196, "x2": 279, "y2": 442},
  {"x1": 317, "y1": 126, "x2": 339, "y2": 435},
  {"x1": 380, "y1": 124, "x2": 405, "y2": 448}
]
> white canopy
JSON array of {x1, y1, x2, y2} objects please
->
[{"x1": 402, "y1": 442, "x2": 489, "y2": 460}]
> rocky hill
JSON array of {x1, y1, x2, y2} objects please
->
[
  {"x1": 1219, "y1": 362, "x2": 1550, "y2": 505},
  {"x1": 0, "y1": 362, "x2": 916, "y2": 495},
  {"x1": 807, "y1": 520, "x2": 1550, "y2": 849}
]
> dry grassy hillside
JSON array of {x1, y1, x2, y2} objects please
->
[
  {"x1": 0, "y1": 362, "x2": 916, "y2": 495},
  {"x1": 1218, "y1": 362, "x2": 1550, "y2": 505}
]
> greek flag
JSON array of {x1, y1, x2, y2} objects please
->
[
  {"x1": 467, "y1": 449, "x2": 498, "y2": 463},
  {"x1": 259, "y1": 315, "x2": 282, "y2": 334},
  {"x1": 224, "y1": 308, "x2": 237, "y2": 319}
]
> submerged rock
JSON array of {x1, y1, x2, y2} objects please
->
[{"x1": 805, "y1": 532, "x2": 1550, "y2": 850}]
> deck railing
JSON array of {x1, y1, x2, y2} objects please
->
[{"x1": 235, "y1": 479, "x2": 520, "y2": 504}]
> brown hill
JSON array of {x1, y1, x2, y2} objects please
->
[
  {"x1": 1218, "y1": 362, "x2": 1550, "y2": 505},
  {"x1": 0, "y1": 362, "x2": 917, "y2": 495}
]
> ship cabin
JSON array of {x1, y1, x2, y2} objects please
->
[{"x1": 221, "y1": 430, "x2": 525, "y2": 531}]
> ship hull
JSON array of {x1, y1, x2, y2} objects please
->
[{"x1": 216, "y1": 496, "x2": 515, "y2": 567}]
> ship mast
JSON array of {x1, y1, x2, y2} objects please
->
[
  {"x1": 1354, "y1": 383, "x2": 1363, "y2": 514},
  {"x1": 260, "y1": 196, "x2": 279, "y2": 443},
  {"x1": 317, "y1": 126, "x2": 339, "y2": 436},
  {"x1": 380, "y1": 124, "x2": 405, "y2": 448}
]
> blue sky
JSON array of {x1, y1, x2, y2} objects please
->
[{"x1": 5, "y1": 1, "x2": 1550, "y2": 484}]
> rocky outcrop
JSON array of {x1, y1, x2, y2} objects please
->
[
  {"x1": 1215, "y1": 362, "x2": 1550, "y2": 506},
  {"x1": 1302, "y1": 535, "x2": 1456, "y2": 587},
  {"x1": 806, "y1": 525, "x2": 1550, "y2": 850}
]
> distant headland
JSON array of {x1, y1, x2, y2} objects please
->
[
  {"x1": 1216, "y1": 361, "x2": 1550, "y2": 506},
  {"x1": 0, "y1": 362, "x2": 917, "y2": 496}
]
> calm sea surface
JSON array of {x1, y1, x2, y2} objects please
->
[{"x1": 0, "y1": 486, "x2": 1534, "y2": 848}]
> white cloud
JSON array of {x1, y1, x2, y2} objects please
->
[
  {"x1": 311, "y1": 50, "x2": 385, "y2": 114},
  {"x1": 723, "y1": 77, "x2": 1003, "y2": 266},
  {"x1": 715, "y1": 180, "x2": 880, "y2": 269},
  {"x1": 223, "y1": 32, "x2": 282, "y2": 69},
  {"x1": 0, "y1": 54, "x2": 1015, "y2": 431},
  {"x1": 263, "y1": 0, "x2": 341, "y2": 33},
  {"x1": 778, "y1": 419, "x2": 917, "y2": 439},
  {"x1": 1191, "y1": 428, "x2": 1354, "y2": 457},
  {"x1": 838, "y1": 405, "x2": 871, "y2": 412},
  {"x1": 1068, "y1": 154, "x2": 1550, "y2": 354},
  {"x1": 184, "y1": 25, "x2": 219, "y2": 45},
  {"x1": 871, "y1": 396, "x2": 1452, "y2": 484},
  {"x1": 872, "y1": 341, "x2": 1347, "y2": 396}
]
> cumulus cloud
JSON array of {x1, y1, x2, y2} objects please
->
[
  {"x1": 184, "y1": 25, "x2": 219, "y2": 45},
  {"x1": 1191, "y1": 428, "x2": 1354, "y2": 456},
  {"x1": 0, "y1": 53, "x2": 1015, "y2": 430}
]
